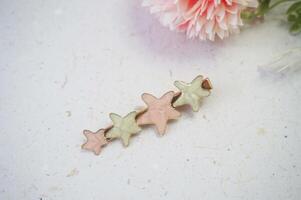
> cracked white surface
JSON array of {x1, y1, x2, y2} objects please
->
[{"x1": 0, "y1": 1, "x2": 300, "y2": 200}]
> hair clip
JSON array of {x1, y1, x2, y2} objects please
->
[{"x1": 82, "y1": 75, "x2": 213, "y2": 155}]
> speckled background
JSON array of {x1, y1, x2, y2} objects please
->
[{"x1": 0, "y1": 0, "x2": 300, "y2": 200}]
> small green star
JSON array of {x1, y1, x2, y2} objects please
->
[
  {"x1": 173, "y1": 75, "x2": 210, "y2": 112},
  {"x1": 106, "y1": 111, "x2": 141, "y2": 147}
]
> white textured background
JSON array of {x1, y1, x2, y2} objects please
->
[{"x1": 0, "y1": 1, "x2": 300, "y2": 200}]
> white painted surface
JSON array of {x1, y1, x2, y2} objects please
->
[{"x1": 0, "y1": 1, "x2": 300, "y2": 200}]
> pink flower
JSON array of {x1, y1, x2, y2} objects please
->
[{"x1": 143, "y1": 0, "x2": 258, "y2": 41}]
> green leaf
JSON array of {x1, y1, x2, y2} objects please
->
[
  {"x1": 287, "y1": 1, "x2": 301, "y2": 14},
  {"x1": 290, "y1": 21, "x2": 301, "y2": 34},
  {"x1": 257, "y1": 0, "x2": 271, "y2": 15},
  {"x1": 241, "y1": 10, "x2": 256, "y2": 21},
  {"x1": 288, "y1": 13, "x2": 297, "y2": 21},
  {"x1": 286, "y1": 0, "x2": 301, "y2": 34}
]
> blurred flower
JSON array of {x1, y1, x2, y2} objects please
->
[{"x1": 143, "y1": 0, "x2": 258, "y2": 41}]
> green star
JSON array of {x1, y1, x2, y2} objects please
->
[
  {"x1": 173, "y1": 75, "x2": 210, "y2": 112},
  {"x1": 106, "y1": 111, "x2": 141, "y2": 147}
]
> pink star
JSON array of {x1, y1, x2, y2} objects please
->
[
  {"x1": 137, "y1": 91, "x2": 181, "y2": 135},
  {"x1": 82, "y1": 129, "x2": 108, "y2": 155}
]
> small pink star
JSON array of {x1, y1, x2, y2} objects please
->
[
  {"x1": 137, "y1": 91, "x2": 181, "y2": 135},
  {"x1": 82, "y1": 129, "x2": 108, "y2": 155}
]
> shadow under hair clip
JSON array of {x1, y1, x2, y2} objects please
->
[{"x1": 82, "y1": 75, "x2": 213, "y2": 155}]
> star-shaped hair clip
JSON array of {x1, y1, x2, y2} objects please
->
[
  {"x1": 82, "y1": 129, "x2": 108, "y2": 155},
  {"x1": 173, "y1": 75, "x2": 211, "y2": 112},
  {"x1": 106, "y1": 112, "x2": 141, "y2": 147},
  {"x1": 81, "y1": 75, "x2": 212, "y2": 156},
  {"x1": 137, "y1": 91, "x2": 181, "y2": 135}
]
